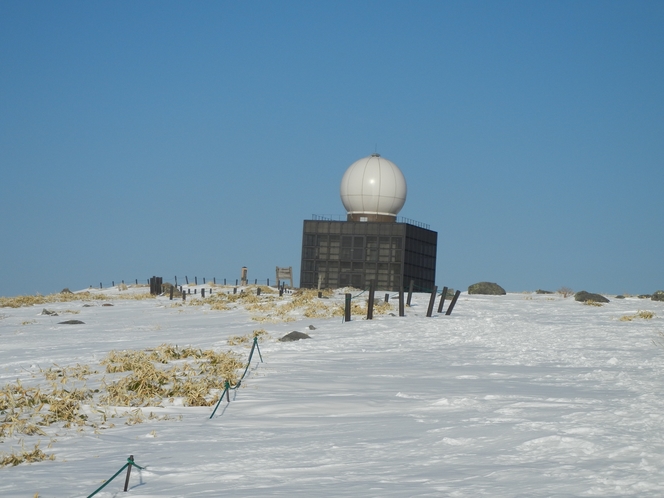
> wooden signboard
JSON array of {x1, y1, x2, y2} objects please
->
[{"x1": 276, "y1": 266, "x2": 293, "y2": 288}]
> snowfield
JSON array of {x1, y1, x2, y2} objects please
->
[{"x1": 2, "y1": 287, "x2": 664, "y2": 497}]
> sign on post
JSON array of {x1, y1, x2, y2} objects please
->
[{"x1": 276, "y1": 266, "x2": 293, "y2": 288}]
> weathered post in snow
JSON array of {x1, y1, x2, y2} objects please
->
[
  {"x1": 201, "y1": 288, "x2": 205, "y2": 298},
  {"x1": 445, "y1": 290, "x2": 461, "y2": 316},
  {"x1": 407, "y1": 279, "x2": 414, "y2": 306},
  {"x1": 169, "y1": 286, "x2": 174, "y2": 300},
  {"x1": 366, "y1": 281, "x2": 375, "y2": 320},
  {"x1": 399, "y1": 287, "x2": 405, "y2": 316},
  {"x1": 257, "y1": 287, "x2": 261, "y2": 296},
  {"x1": 437, "y1": 286, "x2": 448, "y2": 313},
  {"x1": 384, "y1": 293, "x2": 390, "y2": 303},
  {"x1": 344, "y1": 293, "x2": 352, "y2": 322},
  {"x1": 426, "y1": 286, "x2": 438, "y2": 317}
]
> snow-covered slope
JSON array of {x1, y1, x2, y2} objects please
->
[{"x1": 2, "y1": 289, "x2": 664, "y2": 497}]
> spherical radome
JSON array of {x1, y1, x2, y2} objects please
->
[{"x1": 340, "y1": 154, "x2": 407, "y2": 219}]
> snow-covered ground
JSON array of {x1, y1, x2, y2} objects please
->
[{"x1": 2, "y1": 287, "x2": 664, "y2": 497}]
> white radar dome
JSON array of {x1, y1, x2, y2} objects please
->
[{"x1": 340, "y1": 153, "x2": 407, "y2": 222}]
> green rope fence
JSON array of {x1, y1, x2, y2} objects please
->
[
  {"x1": 86, "y1": 336, "x2": 263, "y2": 494},
  {"x1": 209, "y1": 336, "x2": 263, "y2": 419},
  {"x1": 87, "y1": 456, "x2": 144, "y2": 498}
]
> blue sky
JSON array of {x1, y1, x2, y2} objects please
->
[{"x1": 1, "y1": 1, "x2": 662, "y2": 297}]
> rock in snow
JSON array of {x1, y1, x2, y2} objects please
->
[
  {"x1": 468, "y1": 282, "x2": 506, "y2": 295},
  {"x1": 279, "y1": 331, "x2": 311, "y2": 342},
  {"x1": 574, "y1": 290, "x2": 610, "y2": 303}
]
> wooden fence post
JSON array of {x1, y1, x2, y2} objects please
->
[
  {"x1": 407, "y1": 279, "x2": 414, "y2": 306},
  {"x1": 367, "y1": 281, "x2": 375, "y2": 320},
  {"x1": 426, "y1": 286, "x2": 438, "y2": 317},
  {"x1": 437, "y1": 286, "x2": 448, "y2": 313},
  {"x1": 445, "y1": 290, "x2": 461, "y2": 316},
  {"x1": 399, "y1": 287, "x2": 405, "y2": 316},
  {"x1": 344, "y1": 293, "x2": 352, "y2": 322}
]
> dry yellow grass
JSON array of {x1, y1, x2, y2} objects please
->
[
  {"x1": 100, "y1": 344, "x2": 243, "y2": 407},
  {"x1": 619, "y1": 310, "x2": 656, "y2": 321},
  {"x1": 0, "y1": 291, "x2": 155, "y2": 308},
  {"x1": 0, "y1": 442, "x2": 54, "y2": 467},
  {"x1": 227, "y1": 329, "x2": 269, "y2": 346},
  {"x1": 583, "y1": 300, "x2": 604, "y2": 307}
]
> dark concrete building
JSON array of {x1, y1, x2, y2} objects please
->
[{"x1": 300, "y1": 218, "x2": 437, "y2": 291}]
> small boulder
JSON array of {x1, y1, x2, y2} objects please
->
[
  {"x1": 638, "y1": 294, "x2": 652, "y2": 299},
  {"x1": 58, "y1": 319, "x2": 85, "y2": 325},
  {"x1": 279, "y1": 331, "x2": 311, "y2": 342},
  {"x1": 102, "y1": 303, "x2": 114, "y2": 307},
  {"x1": 308, "y1": 325, "x2": 316, "y2": 330},
  {"x1": 468, "y1": 282, "x2": 506, "y2": 295},
  {"x1": 615, "y1": 295, "x2": 625, "y2": 299},
  {"x1": 536, "y1": 289, "x2": 553, "y2": 294},
  {"x1": 60, "y1": 288, "x2": 73, "y2": 294},
  {"x1": 574, "y1": 291, "x2": 610, "y2": 303},
  {"x1": 652, "y1": 291, "x2": 664, "y2": 302},
  {"x1": 40, "y1": 309, "x2": 58, "y2": 316}
]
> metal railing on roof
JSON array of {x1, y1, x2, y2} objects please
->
[{"x1": 310, "y1": 214, "x2": 430, "y2": 230}]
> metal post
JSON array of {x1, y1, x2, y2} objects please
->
[{"x1": 123, "y1": 455, "x2": 134, "y2": 492}]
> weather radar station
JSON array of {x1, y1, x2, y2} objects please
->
[{"x1": 300, "y1": 153, "x2": 438, "y2": 292}]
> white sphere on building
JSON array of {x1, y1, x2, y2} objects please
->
[{"x1": 340, "y1": 153, "x2": 407, "y2": 221}]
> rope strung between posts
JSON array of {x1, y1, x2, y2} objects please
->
[
  {"x1": 209, "y1": 336, "x2": 263, "y2": 419},
  {"x1": 86, "y1": 456, "x2": 144, "y2": 498}
]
